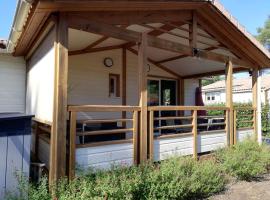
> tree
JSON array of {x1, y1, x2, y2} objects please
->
[
  {"x1": 201, "y1": 75, "x2": 224, "y2": 86},
  {"x1": 257, "y1": 16, "x2": 270, "y2": 51}
]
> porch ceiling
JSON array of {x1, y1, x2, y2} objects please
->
[{"x1": 68, "y1": 20, "x2": 240, "y2": 77}]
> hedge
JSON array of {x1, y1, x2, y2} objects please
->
[{"x1": 206, "y1": 102, "x2": 270, "y2": 134}]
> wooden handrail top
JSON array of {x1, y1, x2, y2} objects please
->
[
  {"x1": 236, "y1": 120, "x2": 254, "y2": 123},
  {"x1": 155, "y1": 132, "x2": 193, "y2": 139},
  {"x1": 78, "y1": 118, "x2": 133, "y2": 124},
  {"x1": 155, "y1": 124, "x2": 192, "y2": 130},
  {"x1": 68, "y1": 105, "x2": 141, "y2": 112},
  {"x1": 77, "y1": 139, "x2": 133, "y2": 148},
  {"x1": 235, "y1": 114, "x2": 254, "y2": 117},
  {"x1": 148, "y1": 106, "x2": 229, "y2": 111},
  {"x1": 197, "y1": 122, "x2": 226, "y2": 127},
  {"x1": 77, "y1": 128, "x2": 133, "y2": 136},
  {"x1": 154, "y1": 116, "x2": 192, "y2": 120},
  {"x1": 234, "y1": 107, "x2": 255, "y2": 111},
  {"x1": 197, "y1": 115, "x2": 225, "y2": 119}
]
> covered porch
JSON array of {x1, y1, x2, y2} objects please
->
[{"x1": 18, "y1": 1, "x2": 270, "y2": 184}]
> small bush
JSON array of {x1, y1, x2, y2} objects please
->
[
  {"x1": 144, "y1": 157, "x2": 226, "y2": 200},
  {"x1": 215, "y1": 139, "x2": 270, "y2": 181},
  {"x1": 7, "y1": 158, "x2": 226, "y2": 200}
]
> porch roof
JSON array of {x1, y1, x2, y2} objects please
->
[{"x1": 8, "y1": 0, "x2": 270, "y2": 77}]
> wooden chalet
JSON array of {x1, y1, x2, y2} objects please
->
[{"x1": 8, "y1": 0, "x2": 270, "y2": 184}]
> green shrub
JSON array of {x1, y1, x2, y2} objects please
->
[
  {"x1": 215, "y1": 139, "x2": 270, "y2": 181},
  {"x1": 7, "y1": 158, "x2": 226, "y2": 200},
  {"x1": 143, "y1": 157, "x2": 226, "y2": 200},
  {"x1": 207, "y1": 102, "x2": 270, "y2": 132}
]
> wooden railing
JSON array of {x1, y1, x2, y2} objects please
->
[
  {"x1": 67, "y1": 105, "x2": 141, "y2": 178},
  {"x1": 233, "y1": 107, "x2": 256, "y2": 143},
  {"x1": 148, "y1": 106, "x2": 229, "y2": 160}
]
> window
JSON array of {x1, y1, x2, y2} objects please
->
[
  {"x1": 109, "y1": 74, "x2": 120, "y2": 97},
  {"x1": 206, "y1": 92, "x2": 220, "y2": 103}
]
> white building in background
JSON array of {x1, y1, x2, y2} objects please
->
[{"x1": 202, "y1": 76, "x2": 270, "y2": 105}]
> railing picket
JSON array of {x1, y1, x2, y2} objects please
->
[
  {"x1": 149, "y1": 110, "x2": 154, "y2": 160},
  {"x1": 133, "y1": 111, "x2": 138, "y2": 165},
  {"x1": 192, "y1": 110, "x2": 198, "y2": 160},
  {"x1": 233, "y1": 110, "x2": 237, "y2": 145},
  {"x1": 69, "y1": 111, "x2": 77, "y2": 180}
]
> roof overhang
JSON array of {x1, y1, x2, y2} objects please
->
[{"x1": 8, "y1": 0, "x2": 270, "y2": 69}]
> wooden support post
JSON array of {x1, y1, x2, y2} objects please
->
[
  {"x1": 122, "y1": 48, "x2": 127, "y2": 127},
  {"x1": 190, "y1": 11, "x2": 197, "y2": 49},
  {"x1": 225, "y1": 60, "x2": 234, "y2": 146},
  {"x1": 149, "y1": 110, "x2": 154, "y2": 160},
  {"x1": 133, "y1": 111, "x2": 138, "y2": 165},
  {"x1": 49, "y1": 13, "x2": 69, "y2": 185},
  {"x1": 192, "y1": 110, "x2": 198, "y2": 160},
  {"x1": 252, "y1": 68, "x2": 258, "y2": 140},
  {"x1": 225, "y1": 110, "x2": 230, "y2": 146},
  {"x1": 138, "y1": 32, "x2": 148, "y2": 163},
  {"x1": 69, "y1": 112, "x2": 77, "y2": 179}
]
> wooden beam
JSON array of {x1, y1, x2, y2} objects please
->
[
  {"x1": 225, "y1": 60, "x2": 233, "y2": 146},
  {"x1": 68, "y1": 16, "x2": 140, "y2": 42},
  {"x1": 68, "y1": 10, "x2": 192, "y2": 26},
  {"x1": 197, "y1": 11, "x2": 258, "y2": 68},
  {"x1": 183, "y1": 67, "x2": 247, "y2": 79},
  {"x1": 138, "y1": 32, "x2": 148, "y2": 163},
  {"x1": 49, "y1": 13, "x2": 69, "y2": 184},
  {"x1": 126, "y1": 47, "x2": 181, "y2": 78},
  {"x1": 38, "y1": 1, "x2": 206, "y2": 12},
  {"x1": 69, "y1": 44, "x2": 123, "y2": 55},
  {"x1": 156, "y1": 46, "x2": 219, "y2": 64}
]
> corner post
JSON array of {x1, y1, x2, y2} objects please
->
[
  {"x1": 49, "y1": 12, "x2": 69, "y2": 185},
  {"x1": 138, "y1": 32, "x2": 148, "y2": 163},
  {"x1": 225, "y1": 60, "x2": 233, "y2": 146},
  {"x1": 253, "y1": 68, "x2": 262, "y2": 144}
]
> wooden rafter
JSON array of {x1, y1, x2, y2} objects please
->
[
  {"x1": 69, "y1": 25, "x2": 129, "y2": 55},
  {"x1": 156, "y1": 46, "x2": 220, "y2": 64},
  {"x1": 68, "y1": 15, "x2": 254, "y2": 67},
  {"x1": 183, "y1": 67, "x2": 248, "y2": 79},
  {"x1": 69, "y1": 44, "x2": 123, "y2": 55},
  {"x1": 197, "y1": 11, "x2": 258, "y2": 67},
  {"x1": 126, "y1": 47, "x2": 181, "y2": 78}
]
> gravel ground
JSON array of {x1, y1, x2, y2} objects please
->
[{"x1": 209, "y1": 174, "x2": 270, "y2": 200}]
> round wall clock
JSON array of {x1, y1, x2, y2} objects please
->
[{"x1": 103, "y1": 57, "x2": 114, "y2": 67}]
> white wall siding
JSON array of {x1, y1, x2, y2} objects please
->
[
  {"x1": 198, "y1": 131, "x2": 227, "y2": 153},
  {"x1": 26, "y1": 27, "x2": 56, "y2": 122},
  {"x1": 184, "y1": 79, "x2": 199, "y2": 115},
  {"x1": 76, "y1": 142, "x2": 133, "y2": 171},
  {"x1": 203, "y1": 90, "x2": 266, "y2": 105},
  {"x1": 237, "y1": 128, "x2": 254, "y2": 142},
  {"x1": 0, "y1": 54, "x2": 25, "y2": 113},
  {"x1": 154, "y1": 136, "x2": 193, "y2": 161},
  {"x1": 68, "y1": 49, "x2": 177, "y2": 120}
]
